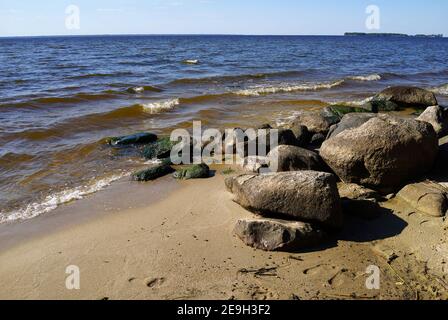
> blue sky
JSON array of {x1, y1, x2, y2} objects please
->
[{"x1": 0, "y1": 0, "x2": 447, "y2": 37}]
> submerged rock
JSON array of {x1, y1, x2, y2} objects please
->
[
  {"x1": 142, "y1": 137, "x2": 176, "y2": 160},
  {"x1": 234, "y1": 218, "x2": 325, "y2": 251},
  {"x1": 320, "y1": 114, "x2": 438, "y2": 192},
  {"x1": 173, "y1": 163, "x2": 210, "y2": 180},
  {"x1": 373, "y1": 86, "x2": 438, "y2": 108},
  {"x1": 417, "y1": 105, "x2": 448, "y2": 138},
  {"x1": 267, "y1": 145, "x2": 327, "y2": 172},
  {"x1": 397, "y1": 182, "x2": 448, "y2": 217},
  {"x1": 108, "y1": 132, "x2": 157, "y2": 146},
  {"x1": 226, "y1": 171, "x2": 343, "y2": 228},
  {"x1": 325, "y1": 105, "x2": 373, "y2": 118},
  {"x1": 132, "y1": 164, "x2": 174, "y2": 181},
  {"x1": 126, "y1": 86, "x2": 145, "y2": 94}
]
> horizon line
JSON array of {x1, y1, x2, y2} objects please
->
[{"x1": 0, "y1": 32, "x2": 445, "y2": 39}]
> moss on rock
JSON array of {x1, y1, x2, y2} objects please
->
[{"x1": 173, "y1": 164, "x2": 210, "y2": 180}]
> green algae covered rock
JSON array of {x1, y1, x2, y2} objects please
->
[
  {"x1": 142, "y1": 137, "x2": 176, "y2": 160},
  {"x1": 132, "y1": 163, "x2": 174, "y2": 182},
  {"x1": 173, "y1": 164, "x2": 210, "y2": 180},
  {"x1": 108, "y1": 132, "x2": 158, "y2": 146}
]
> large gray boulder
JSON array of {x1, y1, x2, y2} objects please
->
[
  {"x1": 226, "y1": 171, "x2": 343, "y2": 228},
  {"x1": 397, "y1": 182, "x2": 448, "y2": 217},
  {"x1": 320, "y1": 114, "x2": 438, "y2": 192},
  {"x1": 234, "y1": 218, "x2": 325, "y2": 251},
  {"x1": 327, "y1": 113, "x2": 377, "y2": 139},
  {"x1": 417, "y1": 105, "x2": 448, "y2": 138},
  {"x1": 267, "y1": 145, "x2": 327, "y2": 172},
  {"x1": 373, "y1": 86, "x2": 438, "y2": 108}
]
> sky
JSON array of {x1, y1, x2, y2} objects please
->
[{"x1": 0, "y1": 0, "x2": 447, "y2": 37}]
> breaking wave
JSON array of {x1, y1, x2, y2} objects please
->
[
  {"x1": 0, "y1": 173, "x2": 128, "y2": 224},
  {"x1": 141, "y1": 98, "x2": 180, "y2": 113},
  {"x1": 235, "y1": 80, "x2": 345, "y2": 96},
  {"x1": 348, "y1": 74, "x2": 382, "y2": 81}
]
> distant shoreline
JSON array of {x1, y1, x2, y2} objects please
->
[{"x1": 345, "y1": 32, "x2": 444, "y2": 38}]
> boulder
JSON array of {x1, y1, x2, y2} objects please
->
[
  {"x1": 327, "y1": 113, "x2": 377, "y2": 139},
  {"x1": 132, "y1": 164, "x2": 174, "y2": 181},
  {"x1": 397, "y1": 182, "x2": 448, "y2": 217},
  {"x1": 142, "y1": 137, "x2": 175, "y2": 160},
  {"x1": 224, "y1": 128, "x2": 298, "y2": 157},
  {"x1": 337, "y1": 182, "x2": 381, "y2": 201},
  {"x1": 309, "y1": 133, "x2": 326, "y2": 146},
  {"x1": 226, "y1": 171, "x2": 343, "y2": 228},
  {"x1": 108, "y1": 132, "x2": 157, "y2": 146},
  {"x1": 417, "y1": 105, "x2": 448, "y2": 137},
  {"x1": 373, "y1": 86, "x2": 438, "y2": 108},
  {"x1": 432, "y1": 139, "x2": 448, "y2": 176},
  {"x1": 173, "y1": 163, "x2": 210, "y2": 180},
  {"x1": 288, "y1": 111, "x2": 339, "y2": 135},
  {"x1": 363, "y1": 100, "x2": 400, "y2": 112},
  {"x1": 294, "y1": 125, "x2": 312, "y2": 147},
  {"x1": 241, "y1": 156, "x2": 269, "y2": 173},
  {"x1": 338, "y1": 183, "x2": 382, "y2": 220},
  {"x1": 267, "y1": 145, "x2": 327, "y2": 172},
  {"x1": 320, "y1": 114, "x2": 438, "y2": 192},
  {"x1": 234, "y1": 218, "x2": 325, "y2": 251}
]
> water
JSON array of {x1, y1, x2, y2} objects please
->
[{"x1": 1, "y1": 35, "x2": 448, "y2": 223}]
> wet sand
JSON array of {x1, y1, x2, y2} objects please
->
[{"x1": 1, "y1": 168, "x2": 447, "y2": 300}]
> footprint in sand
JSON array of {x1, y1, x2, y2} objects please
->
[{"x1": 145, "y1": 277, "x2": 166, "y2": 288}]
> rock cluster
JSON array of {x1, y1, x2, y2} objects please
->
[{"x1": 229, "y1": 86, "x2": 448, "y2": 251}]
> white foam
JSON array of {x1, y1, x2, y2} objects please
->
[
  {"x1": 430, "y1": 84, "x2": 448, "y2": 95},
  {"x1": 329, "y1": 96, "x2": 374, "y2": 106},
  {"x1": 141, "y1": 98, "x2": 180, "y2": 114},
  {"x1": 0, "y1": 173, "x2": 127, "y2": 224},
  {"x1": 348, "y1": 74, "x2": 381, "y2": 81},
  {"x1": 235, "y1": 80, "x2": 345, "y2": 96},
  {"x1": 183, "y1": 59, "x2": 199, "y2": 65}
]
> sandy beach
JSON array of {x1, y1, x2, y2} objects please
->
[{"x1": 1, "y1": 164, "x2": 447, "y2": 300}]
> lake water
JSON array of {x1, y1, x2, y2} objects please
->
[{"x1": 1, "y1": 35, "x2": 447, "y2": 223}]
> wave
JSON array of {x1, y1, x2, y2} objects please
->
[
  {"x1": 235, "y1": 80, "x2": 345, "y2": 96},
  {"x1": 0, "y1": 173, "x2": 127, "y2": 224},
  {"x1": 327, "y1": 96, "x2": 374, "y2": 106},
  {"x1": 141, "y1": 99, "x2": 180, "y2": 114},
  {"x1": 126, "y1": 85, "x2": 163, "y2": 94},
  {"x1": 68, "y1": 72, "x2": 133, "y2": 80},
  {"x1": 169, "y1": 70, "x2": 309, "y2": 86},
  {"x1": 348, "y1": 74, "x2": 382, "y2": 81},
  {"x1": 1, "y1": 92, "x2": 121, "y2": 109},
  {"x1": 430, "y1": 84, "x2": 448, "y2": 96}
]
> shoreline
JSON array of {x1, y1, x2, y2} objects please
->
[{"x1": 1, "y1": 167, "x2": 447, "y2": 300}]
